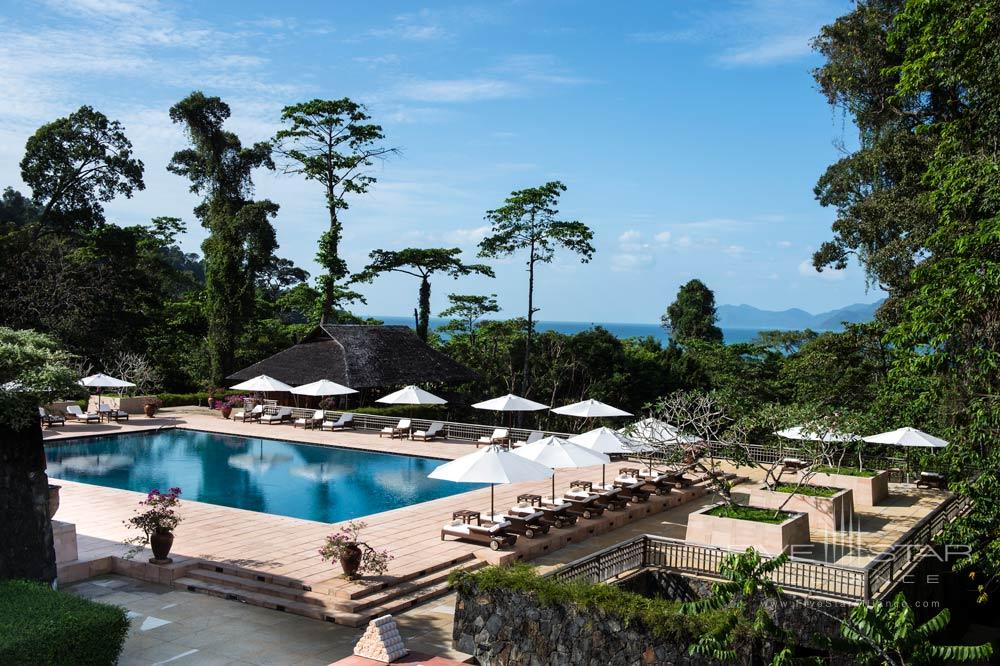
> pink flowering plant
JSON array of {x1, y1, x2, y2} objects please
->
[
  {"x1": 318, "y1": 520, "x2": 393, "y2": 578},
  {"x1": 123, "y1": 487, "x2": 182, "y2": 559}
]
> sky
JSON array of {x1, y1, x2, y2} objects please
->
[{"x1": 0, "y1": 0, "x2": 881, "y2": 324}]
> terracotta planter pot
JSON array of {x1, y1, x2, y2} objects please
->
[
  {"x1": 339, "y1": 543, "x2": 363, "y2": 579},
  {"x1": 221, "y1": 406, "x2": 232, "y2": 419},
  {"x1": 144, "y1": 404, "x2": 157, "y2": 418},
  {"x1": 47, "y1": 484, "x2": 61, "y2": 519},
  {"x1": 150, "y1": 530, "x2": 174, "y2": 564}
]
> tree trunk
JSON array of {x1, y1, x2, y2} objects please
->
[
  {"x1": 319, "y1": 199, "x2": 343, "y2": 325},
  {"x1": 522, "y1": 252, "x2": 535, "y2": 398},
  {"x1": 0, "y1": 411, "x2": 56, "y2": 584},
  {"x1": 416, "y1": 277, "x2": 431, "y2": 341}
]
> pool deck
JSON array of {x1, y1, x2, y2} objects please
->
[{"x1": 45, "y1": 409, "x2": 951, "y2": 626}]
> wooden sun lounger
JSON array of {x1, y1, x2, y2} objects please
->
[
  {"x1": 916, "y1": 471, "x2": 947, "y2": 490},
  {"x1": 487, "y1": 511, "x2": 549, "y2": 539},
  {"x1": 39, "y1": 408, "x2": 65, "y2": 428},
  {"x1": 321, "y1": 413, "x2": 354, "y2": 430},
  {"x1": 575, "y1": 486, "x2": 628, "y2": 512},
  {"x1": 294, "y1": 410, "x2": 324, "y2": 429},
  {"x1": 547, "y1": 494, "x2": 605, "y2": 520},
  {"x1": 441, "y1": 520, "x2": 517, "y2": 550},
  {"x1": 66, "y1": 405, "x2": 100, "y2": 423},
  {"x1": 412, "y1": 421, "x2": 444, "y2": 441},
  {"x1": 510, "y1": 503, "x2": 577, "y2": 529},
  {"x1": 608, "y1": 476, "x2": 651, "y2": 503}
]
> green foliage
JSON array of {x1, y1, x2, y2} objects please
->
[
  {"x1": 438, "y1": 293, "x2": 499, "y2": 343},
  {"x1": 0, "y1": 579, "x2": 130, "y2": 665},
  {"x1": 449, "y1": 564, "x2": 730, "y2": 641},
  {"x1": 706, "y1": 505, "x2": 793, "y2": 525},
  {"x1": 811, "y1": 465, "x2": 876, "y2": 478},
  {"x1": 828, "y1": 593, "x2": 992, "y2": 665},
  {"x1": 0, "y1": 328, "x2": 85, "y2": 429},
  {"x1": 661, "y1": 279, "x2": 723, "y2": 344},
  {"x1": 168, "y1": 91, "x2": 280, "y2": 385},
  {"x1": 772, "y1": 483, "x2": 839, "y2": 497},
  {"x1": 274, "y1": 98, "x2": 397, "y2": 322},
  {"x1": 354, "y1": 248, "x2": 494, "y2": 341},
  {"x1": 20, "y1": 105, "x2": 145, "y2": 231}
]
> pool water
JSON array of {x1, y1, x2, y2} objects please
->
[{"x1": 45, "y1": 429, "x2": 481, "y2": 523}]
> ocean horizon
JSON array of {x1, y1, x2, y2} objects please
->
[{"x1": 366, "y1": 315, "x2": 802, "y2": 345}]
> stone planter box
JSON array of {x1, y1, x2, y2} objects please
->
[
  {"x1": 749, "y1": 486, "x2": 854, "y2": 532},
  {"x1": 685, "y1": 504, "x2": 810, "y2": 555},
  {"x1": 87, "y1": 395, "x2": 156, "y2": 414},
  {"x1": 803, "y1": 470, "x2": 889, "y2": 508}
]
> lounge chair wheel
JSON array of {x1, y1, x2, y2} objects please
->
[
  {"x1": 524, "y1": 528, "x2": 535, "y2": 539},
  {"x1": 583, "y1": 510, "x2": 592, "y2": 520},
  {"x1": 489, "y1": 539, "x2": 500, "y2": 551}
]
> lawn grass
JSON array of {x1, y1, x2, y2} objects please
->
[
  {"x1": 812, "y1": 465, "x2": 877, "y2": 477},
  {"x1": 772, "y1": 483, "x2": 840, "y2": 497},
  {"x1": 706, "y1": 504, "x2": 792, "y2": 524}
]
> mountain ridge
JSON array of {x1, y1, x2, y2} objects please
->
[{"x1": 716, "y1": 300, "x2": 883, "y2": 330}]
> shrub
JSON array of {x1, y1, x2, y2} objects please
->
[
  {"x1": 706, "y1": 505, "x2": 793, "y2": 524},
  {"x1": 156, "y1": 391, "x2": 242, "y2": 408},
  {"x1": 449, "y1": 564, "x2": 731, "y2": 641},
  {"x1": 812, "y1": 465, "x2": 877, "y2": 477},
  {"x1": 0, "y1": 579, "x2": 130, "y2": 665}
]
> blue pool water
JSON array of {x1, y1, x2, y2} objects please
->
[{"x1": 45, "y1": 430, "x2": 481, "y2": 523}]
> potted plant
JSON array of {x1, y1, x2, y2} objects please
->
[
  {"x1": 123, "y1": 487, "x2": 182, "y2": 564},
  {"x1": 143, "y1": 396, "x2": 162, "y2": 417},
  {"x1": 318, "y1": 520, "x2": 393, "y2": 580},
  {"x1": 220, "y1": 395, "x2": 243, "y2": 420}
]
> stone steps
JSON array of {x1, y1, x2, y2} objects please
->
[{"x1": 333, "y1": 559, "x2": 485, "y2": 613}]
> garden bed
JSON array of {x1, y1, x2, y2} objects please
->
[
  {"x1": 685, "y1": 503, "x2": 810, "y2": 555},
  {"x1": 750, "y1": 485, "x2": 854, "y2": 532},
  {"x1": 803, "y1": 467, "x2": 889, "y2": 507}
]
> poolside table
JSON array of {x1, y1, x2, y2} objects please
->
[
  {"x1": 569, "y1": 480, "x2": 593, "y2": 491},
  {"x1": 517, "y1": 493, "x2": 543, "y2": 507},
  {"x1": 452, "y1": 509, "x2": 481, "y2": 525}
]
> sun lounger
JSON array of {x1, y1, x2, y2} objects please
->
[
  {"x1": 477, "y1": 428, "x2": 509, "y2": 448},
  {"x1": 511, "y1": 431, "x2": 543, "y2": 449},
  {"x1": 66, "y1": 405, "x2": 100, "y2": 423},
  {"x1": 636, "y1": 470, "x2": 677, "y2": 495},
  {"x1": 380, "y1": 418, "x2": 411, "y2": 439},
  {"x1": 781, "y1": 457, "x2": 809, "y2": 474},
  {"x1": 487, "y1": 511, "x2": 549, "y2": 539},
  {"x1": 233, "y1": 404, "x2": 262, "y2": 422},
  {"x1": 546, "y1": 494, "x2": 605, "y2": 520},
  {"x1": 261, "y1": 406, "x2": 292, "y2": 424},
  {"x1": 510, "y1": 503, "x2": 577, "y2": 529},
  {"x1": 572, "y1": 486, "x2": 628, "y2": 512},
  {"x1": 98, "y1": 404, "x2": 129, "y2": 422},
  {"x1": 608, "y1": 475, "x2": 651, "y2": 503},
  {"x1": 294, "y1": 409, "x2": 324, "y2": 429},
  {"x1": 441, "y1": 520, "x2": 517, "y2": 550},
  {"x1": 38, "y1": 407, "x2": 65, "y2": 428},
  {"x1": 916, "y1": 471, "x2": 947, "y2": 490},
  {"x1": 412, "y1": 421, "x2": 444, "y2": 441},
  {"x1": 321, "y1": 413, "x2": 354, "y2": 431}
]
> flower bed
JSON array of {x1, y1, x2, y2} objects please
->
[
  {"x1": 804, "y1": 468, "x2": 889, "y2": 507},
  {"x1": 685, "y1": 503, "x2": 810, "y2": 555},
  {"x1": 750, "y1": 485, "x2": 854, "y2": 532}
]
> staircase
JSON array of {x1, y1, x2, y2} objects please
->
[{"x1": 173, "y1": 554, "x2": 483, "y2": 627}]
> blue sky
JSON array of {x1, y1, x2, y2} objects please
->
[{"x1": 0, "y1": 0, "x2": 879, "y2": 323}]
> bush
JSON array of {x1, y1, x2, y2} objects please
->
[
  {"x1": 156, "y1": 391, "x2": 243, "y2": 407},
  {"x1": 0, "y1": 579, "x2": 130, "y2": 665}
]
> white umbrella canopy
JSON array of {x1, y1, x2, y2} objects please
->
[
  {"x1": 569, "y1": 427, "x2": 635, "y2": 486},
  {"x1": 863, "y1": 427, "x2": 948, "y2": 449},
  {"x1": 551, "y1": 399, "x2": 632, "y2": 418},
  {"x1": 472, "y1": 393, "x2": 548, "y2": 412},
  {"x1": 79, "y1": 373, "x2": 136, "y2": 408},
  {"x1": 230, "y1": 374, "x2": 293, "y2": 393},
  {"x1": 513, "y1": 436, "x2": 611, "y2": 500},
  {"x1": 622, "y1": 418, "x2": 699, "y2": 446},
  {"x1": 428, "y1": 444, "x2": 553, "y2": 516},
  {"x1": 775, "y1": 426, "x2": 858, "y2": 442},
  {"x1": 290, "y1": 379, "x2": 357, "y2": 397},
  {"x1": 376, "y1": 385, "x2": 447, "y2": 405}
]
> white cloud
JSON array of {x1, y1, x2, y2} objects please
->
[
  {"x1": 618, "y1": 229, "x2": 642, "y2": 243},
  {"x1": 611, "y1": 252, "x2": 654, "y2": 272},
  {"x1": 653, "y1": 231, "x2": 672, "y2": 243},
  {"x1": 798, "y1": 259, "x2": 846, "y2": 281},
  {"x1": 446, "y1": 225, "x2": 492, "y2": 245},
  {"x1": 394, "y1": 78, "x2": 522, "y2": 103},
  {"x1": 717, "y1": 34, "x2": 814, "y2": 67},
  {"x1": 777, "y1": 240, "x2": 793, "y2": 248},
  {"x1": 723, "y1": 244, "x2": 747, "y2": 257}
]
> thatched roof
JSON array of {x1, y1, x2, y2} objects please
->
[{"x1": 226, "y1": 324, "x2": 478, "y2": 390}]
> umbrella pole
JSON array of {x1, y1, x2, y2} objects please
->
[
  {"x1": 602, "y1": 464, "x2": 606, "y2": 487},
  {"x1": 491, "y1": 484, "x2": 495, "y2": 519},
  {"x1": 552, "y1": 474, "x2": 556, "y2": 502}
]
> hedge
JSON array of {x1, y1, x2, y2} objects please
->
[
  {"x1": 0, "y1": 580, "x2": 130, "y2": 665},
  {"x1": 157, "y1": 391, "x2": 243, "y2": 407}
]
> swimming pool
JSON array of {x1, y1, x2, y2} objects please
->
[{"x1": 45, "y1": 429, "x2": 482, "y2": 523}]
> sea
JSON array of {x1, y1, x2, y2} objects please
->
[{"x1": 368, "y1": 315, "x2": 772, "y2": 345}]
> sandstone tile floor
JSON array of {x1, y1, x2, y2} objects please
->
[{"x1": 66, "y1": 575, "x2": 467, "y2": 666}]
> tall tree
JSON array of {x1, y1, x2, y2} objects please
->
[
  {"x1": 661, "y1": 279, "x2": 723, "y2": 344},
  {"x1": 273, "y1": 99, "x2": 398, "y2": 324},
  {"x1": 168, "y1": 92, "x2": 279, "y2": 385},
  {"x1": 478, "y1": 181, "x2": 594, "y2": 395},
  {"x1": 20, "y1": 105, "x2": 144, "y2": 232},
  {"x1": 439, "y1": 293, "x2": 500, "y2": 345},
  {"x1": 354, "y1": 248, "x2": 494, "y2": 341},
  {"x1": 0, "y1": 328, "x2": 85, "y2": 583}
]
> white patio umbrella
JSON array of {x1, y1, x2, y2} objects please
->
[
  {"x1": 623, "y1": 418, "x2": 700, "y2": 445},
  {"x1": 569, "y1": 426, "x2": 635, "y2": 486},
  {"x1": 79, "y1": 373, "x2": 136, "y2": 409},
  {"x1": 862, "y1": 427, "x2": 948, "y2": 449},
  {"x1": 775, "y1": 426, "x2": 858, "y2": 442},
  {"x1": 376, "y1": 385, "x2": 447, "y2": 405},
  {"x1": 513, "y1": 436, "x2": 610, "y2": 500},
  {"x1": 290, "y1": 379, "x2": 357, "y2": 397},
  {"x1": 473, "y1": 393, "x2": 548, "y2": 428},
  {"x1": 230, "y1": 374, "x2": 293, "y2": 394},
  {"x1": 428, "y1": 444, "x2": 553, "y2": 517},
  {"x1": 551, "y1": 399, "x2": 632, "y2": 419}
]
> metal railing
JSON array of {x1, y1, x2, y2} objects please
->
[
  {"x1": 286, "y1": 408, "x2": 574, "y2": 443},
  {"x1": 550, "y1": 493, "x2": 969, "y2": 603}
]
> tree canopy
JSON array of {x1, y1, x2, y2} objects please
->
[{"x1": 661, "y1": 279, "x2": 724, "y2": 344}]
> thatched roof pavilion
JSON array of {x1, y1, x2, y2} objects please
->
[{"x1": 226, "y1": 324, "x2": 477, "y2": 391}]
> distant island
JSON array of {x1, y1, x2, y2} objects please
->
[{"x1": 715, "y1": 300, "x2": 884, "y2": 331}]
